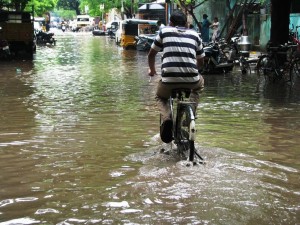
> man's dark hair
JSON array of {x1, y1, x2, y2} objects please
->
[{"x1": 170, "y1": 10, "x2": 187, "y2": 27}]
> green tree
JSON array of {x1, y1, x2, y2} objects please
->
[
  {"x1": 0, "y1": 0, "x2": 56, "y2": 15},
  {"x1": 78, "y1": 0, "x2": 144, "y2": 18},
  {"x1": 28, "y1": 0, "x2": 57, "y2": 16},
  {"x1": 53, "y1": 8, "x2": 76, "y2": 20},
  {"x1": 56, "y1": 0, "x2": 81, "y2": 15}
]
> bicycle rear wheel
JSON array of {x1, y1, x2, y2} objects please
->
[
  {"x1": 256, "y1": 55, "x2": 274, "y2": 79},
  {"x1": 289, "y1": 57, "x2": 300, "y2": 85},
  {"x1": 175, "y1": 104, "x2": 196, "y2": 161}
]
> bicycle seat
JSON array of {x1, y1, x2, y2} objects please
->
[{"x1": 171, "y1": 88, "x2": 191, "y2": 98}]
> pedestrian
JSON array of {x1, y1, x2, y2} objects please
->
[
  {"x1": 156, "y1": 20, "x2": 165, "y2": 31},
  {"x1": 45, "y1": 12, "x2": 50, "y2": 32},
  {"x1": 148, "y1": 10, "x2": 205, "y2": 143},
  {"x1": 201, "y1": 14, "x2": 210, "y2": 43},
  {"x1": 210, "y1": 17, "x2": 220, "y2": 42}
]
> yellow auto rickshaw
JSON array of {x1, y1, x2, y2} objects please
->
[{"x1": 120, "y1": 19, "x2": 158, "y2": 49}]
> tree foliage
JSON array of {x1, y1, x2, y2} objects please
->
[
  {"x1": 28, "y1": 0, "x2": 57, "y2": 16},
  {"x1": 0, "y1": 0, "x2": 151, "y2": 17},
  {"x1": 78, "y1": 0, "x2": 151, "y2": 18},
  {"x1": 53, "y1": 8, "x2": 76, "y2": 20},
  {"x1": 56, "y1": 0, "x2": 81, "y2": 15},
  {"x1": 0, "y1": 0, "x2": 56, "y2": 15}
]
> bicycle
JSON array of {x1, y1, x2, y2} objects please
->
[
  {"x1": 289, "y1": 54, "x2": 300, "y2": 85},
  {"x1": 256, "y1": 44, "x2": 297, "y2": 83},
  {"x1": 160, "y1": 88, "x2": 204, "y2": 165}
]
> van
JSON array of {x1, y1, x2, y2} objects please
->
[
  {"x1": 120, "y1": 19, "x2": 157, "y2": 49},
  {"x1": 76, "y1": 15, "x2": 92, "y2": 31}
]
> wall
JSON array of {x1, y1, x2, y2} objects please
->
[
  {"x1": 290, "y1": 13, "x2": 300, "y2": 33},
  {"x1": 259, "y1": 14, "x2": 270, "y2": 51}
]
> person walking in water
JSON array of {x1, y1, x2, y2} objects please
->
[
  {"x1": 210, "y1": 17, "x2": 220, "y2": 42},
  {"x1": 201, "y1": 14, "x2": 210, "y2": 43},
  {"x1": 147, "y1": 10, "x2": 205, "y2": 143}
]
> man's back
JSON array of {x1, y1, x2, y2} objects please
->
[{"x1": 151, "y1": 26, "x2": 204, "y2": 83}]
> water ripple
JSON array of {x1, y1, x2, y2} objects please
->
[{"x1": 34, "y1": 208, "x2": 60, "y2": 215}]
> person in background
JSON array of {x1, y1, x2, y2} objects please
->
[
  {"x1": 45, "y1": 12, "x2": 51, "y2": 32},
  {"x1": 210, "y1": 17, "x2": 220, "y2": 42},
  {"x1": 156, "y1": 20, "x2": 165, "y2": 31},
  {"x1": 148, "y1": 10, "x2": 205, "y2": 143},
  {"x1": 201, "y1": 14, "x2": 210, "y2": 43},
  {"x1": 189, "y1": 24, "x2": 195, "y2": 30}
]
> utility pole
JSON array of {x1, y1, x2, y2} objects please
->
[
  {"x1": 121, "y1": 0, "x2": 124, "y2": 20},
  {"x1": 131, "y1": 0, "x2": 134, "y2": 18}
]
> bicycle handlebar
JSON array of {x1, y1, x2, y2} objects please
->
[{"x1": 267, "y1": 44, "x2": 297, "y2": 52}]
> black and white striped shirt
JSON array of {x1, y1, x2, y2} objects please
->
[{"x1": 151, "y1": 26, "x2": 205, "y2": 83}]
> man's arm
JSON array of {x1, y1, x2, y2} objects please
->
[
  {"x1": 197, "y1": 57, "x2": 204, "y2": 70},
  {"x1": 148, "y1": 48, "x2": 158, "y2": 76}
]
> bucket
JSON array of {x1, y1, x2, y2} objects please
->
[{"x1": 238, "y1": 36, "x2": 251, "y2": 54}]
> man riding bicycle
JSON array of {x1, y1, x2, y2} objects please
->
[{"x1": 148, "y1": 10, "x2": 205, "y2": 144}]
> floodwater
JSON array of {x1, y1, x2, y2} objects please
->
[{"x1": 0, "y1": 30, "x2": 299, "y2": 225}]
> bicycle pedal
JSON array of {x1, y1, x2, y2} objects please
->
[{"x1": 160, "y1": 148, "x2": 170, "y2": 155}]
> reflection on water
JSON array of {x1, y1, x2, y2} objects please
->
[{"x1": 0, "y1": 31, "x2": 299, "y2": 224}]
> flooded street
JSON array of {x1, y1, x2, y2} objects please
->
[{"x1": 0, "y1": 31, "x2": 299, "y2": 224}]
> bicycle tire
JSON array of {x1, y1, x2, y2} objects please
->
[
  {"x1": 289, "y1": 57, "x2": 300, "y2": 85},
  {"x1": 175, "y1": 104, "x2": 196, "y2": 161},
  {"x1": 240, "y1": 57, "x2": 251, "y2": 74},
  {"x1": 256, "y1": 55, "x2": 274, "y2": 78}
]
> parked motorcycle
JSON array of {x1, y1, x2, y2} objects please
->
[
  {"x1": 107, "y1": 25, "x2": 118, "y2": 39},
  {"x1": 35, "y1": 30, "x2": 56, "y2": 45},
  {"x1": 201, "y1": 41, "x2": 234, "y2": 74},
  {"x1": 0, "y1": 27, "x2": 11, "y2": 60},
  {"x1": 226, "y1": 34, "x2": 257, "y2": 74}
]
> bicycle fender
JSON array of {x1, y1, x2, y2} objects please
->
[{"x1": 189, "y1": 120, "x2": 196, "y2": 141}]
